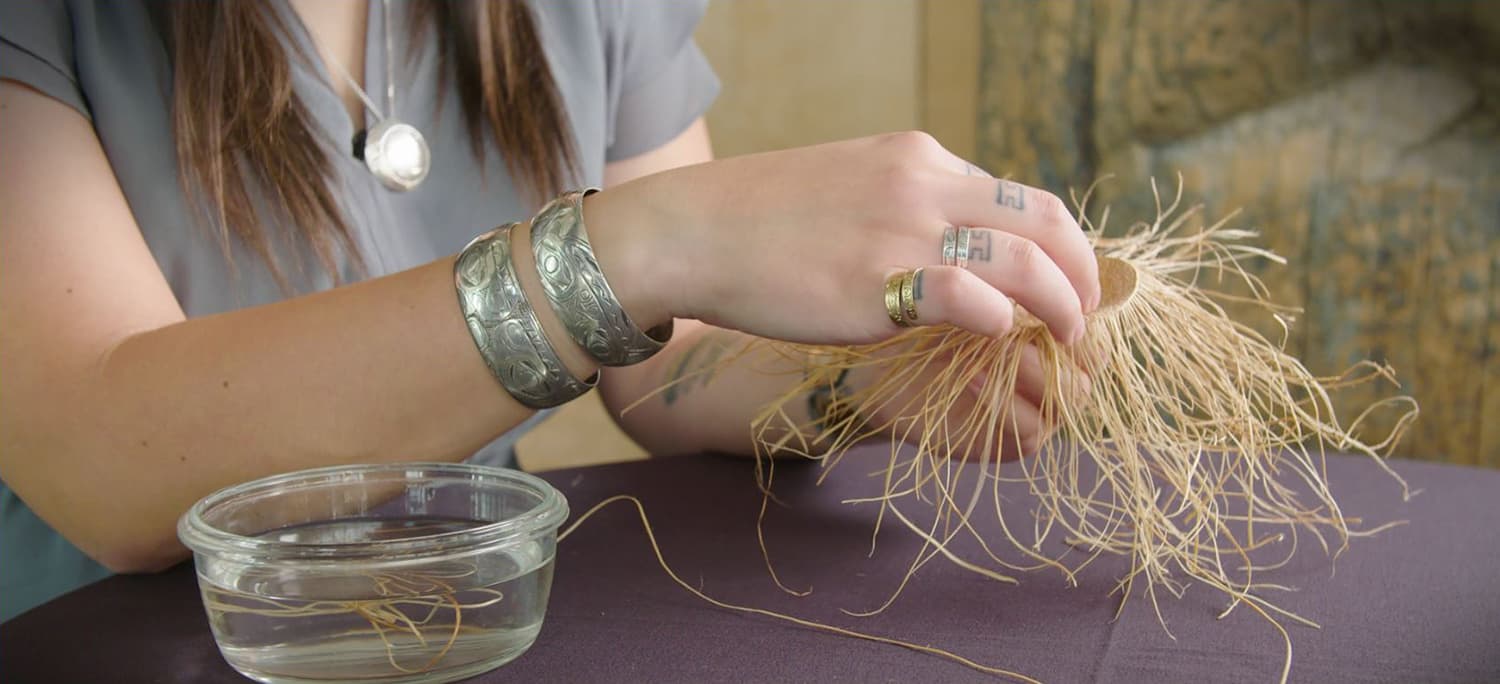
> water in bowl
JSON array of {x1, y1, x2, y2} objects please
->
[{"x1": 197, "y1": 517, "x2": 554, "y2": 684}]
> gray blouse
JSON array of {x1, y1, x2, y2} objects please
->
[{"x1": 0, "y1": 0, "x2": 718, "y2": 622}]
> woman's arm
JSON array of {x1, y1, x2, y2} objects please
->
[
  {"x1": 0, "y1": 83, "x2": 599, "y2": 572},
  {"x1": 3, "y1": 85, "x2": 1098, "y2": 575}
]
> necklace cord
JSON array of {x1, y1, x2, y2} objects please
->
[
  {"x1": 325, "y1": 0, "x2": 391, "y2": 124},
  {"x1": 384, "y1": 0, "x2": 395, "y2": 117}
]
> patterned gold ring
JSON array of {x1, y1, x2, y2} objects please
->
[
  {"x1": 884, "y1": 272, "x2": 910, "y2": 327},
  {"x1": 900, "y1": 268, "x2": 921, "y2": 324}
]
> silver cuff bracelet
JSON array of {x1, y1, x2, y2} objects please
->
[
  {"x1": 455, "y1": 222, "x2": 597, "y2": 409},
  {"x1": 530, "y1": 188, "x2": 672, "y2": 366}
]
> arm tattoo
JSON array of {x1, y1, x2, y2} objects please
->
[
  {"x1": 996, "y1": 180, "x2": 1026, "y2": 210},
  {"x1": 662, "y1": 333, "x2": 734, "y2": 406},
  {"x1": 806, "y1": 368, "x2": 852, "y2": 436}
]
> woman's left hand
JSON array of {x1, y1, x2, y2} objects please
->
[{"x1": 840, "y1": 339, "x2": 1090, "y2": 461}]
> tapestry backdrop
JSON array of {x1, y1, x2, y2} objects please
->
[{"x1": 974, "y1": 0, "x2": 1500, "y2": 466}]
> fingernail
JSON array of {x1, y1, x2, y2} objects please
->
[{"x1": 1071, "y1": 322, "x2": 1087, "y2": 345}]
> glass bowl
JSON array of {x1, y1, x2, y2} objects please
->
[{"x1": 178, "y1": 463, "x2": 568, "y2": 684}]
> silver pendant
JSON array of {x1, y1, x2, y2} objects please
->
[{"x1": 363, "y1": 120, "x2": 430, "y2": 191}]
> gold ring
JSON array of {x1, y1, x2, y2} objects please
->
[
  {"x1": 900, "y1": 268, "x2": 921, "y2": 324},
  {"x1": 884, "y1": 272, "x2": 910, "y2": 327}
]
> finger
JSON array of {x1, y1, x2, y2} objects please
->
[
  {"x1": 1003, "y1": 395, "x2": 1045, "y2": 460},
  {"x1": 959, "y1": 229, "x2": 1085, "y2": 343},
  {"x1": 900, "y1": 266, "x2": 1015, "y2": 338},
  {"x1": 1060, "y1": 356, "x2": 1092, "y2": 406},
  {"x1": 1016, "y1": 344, "x2": 1093, "y2": 407},
  {"x1": 943, "y1": 364, "x2": 1046, "y2": 462},
  {"x1": 1015, "y1": 344, "x2": 1047, "y2": 407},
  {"x1": 940, "y1": 177, "x2": 1101, "y2": 313},
  {"x1": 980, "y1": 394, "x2": 1042, "y2": 462}
]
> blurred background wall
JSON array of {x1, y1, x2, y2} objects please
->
[{"x1": 520, "y1": 0, "x2": 1499, "y2": 471}]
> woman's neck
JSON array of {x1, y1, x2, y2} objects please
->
[{"x1": 288, "y1": 0, "x2": 370, "y2": 128}]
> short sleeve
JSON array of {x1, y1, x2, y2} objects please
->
[
  {"x1": 599, "y1": 0, "x2": 719, "y2": 162},
  {"x1": 0, "y1": 0, "x2": 91, "y2": 119}
]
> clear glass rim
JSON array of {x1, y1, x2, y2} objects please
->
[{"x1": 177, "y1": 462, "x2": 568, "y2": 562}]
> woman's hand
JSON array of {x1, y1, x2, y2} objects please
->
[
  {"x1": 585, "y1": 131, "x2": 1101, "y2": 347},
  {"x1": 844, "y1": 340, "x2": 1091, "y2": 461},
  {"x1": 592, "y1": 131, "x2": 1099, "y2": 461}
]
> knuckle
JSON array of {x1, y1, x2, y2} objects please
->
[
  {"x1": 883, "y1": 130, "x2": 940, "y2": 157},
  {"x1": 1004, "y1": 236, "x2": 1043, "y2": 271},
  {"x1": 985, "y1": 289, "x2": 1016, "y2": 337},
  {"x1": 877, "y1": 164, "x2": 930, "y2": 213},
  {"x1": 1033, "y1": 190, "x2": 1075, "y2": 228}
]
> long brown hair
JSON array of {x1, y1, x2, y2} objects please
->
[{"x1": 168, "y1": 1, "x2": 577, "y2": 289}]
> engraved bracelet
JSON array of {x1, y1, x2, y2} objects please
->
[
  {"x1": 454, "y1": 222, "x2": 597, "y2": 409},
  {"x1": 530, "y1": 189, "x2": 673, "y2": 366}
]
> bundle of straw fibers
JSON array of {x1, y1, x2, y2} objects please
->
[{"x1": 748, "y1": 180, "x2": 1418, "y2": 680}]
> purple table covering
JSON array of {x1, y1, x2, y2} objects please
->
[{"x1": 3, "y1": 446, "x2": 1498, "y2": 683}]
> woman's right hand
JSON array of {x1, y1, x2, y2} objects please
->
[{"x1": 584, "y1": 131, "x2": 1101, "y2": 347}]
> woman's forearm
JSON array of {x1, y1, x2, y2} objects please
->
[
  {"x1": 600, "y1": 322, "x2": 825, "y2": 457},
  {"x1": 4, "y1": 225, "x2": 604, "y2": 574}
]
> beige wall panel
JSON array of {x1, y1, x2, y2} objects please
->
[
  {"x1": 696, "y1": 0, "x2": 922, "y2": 157},
  {"x1": 922, "y1": 0, "x2": 982, "y2": 160}
]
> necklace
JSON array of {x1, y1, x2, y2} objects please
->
[{"x1": 327, "y1": 0, "x2": 430, "y2": 191}]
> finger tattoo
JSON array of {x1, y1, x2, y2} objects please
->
[
  {"x1": 996, "y1": 180, "x2": 1026, "y2": 210},
  {"x1": 968, "y1": 229, "x2": 994, "y2": 263}
]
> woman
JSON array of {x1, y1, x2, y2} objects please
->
[{"x1": 0, "y1": 0, "x2": 1099, "y2": 622}]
